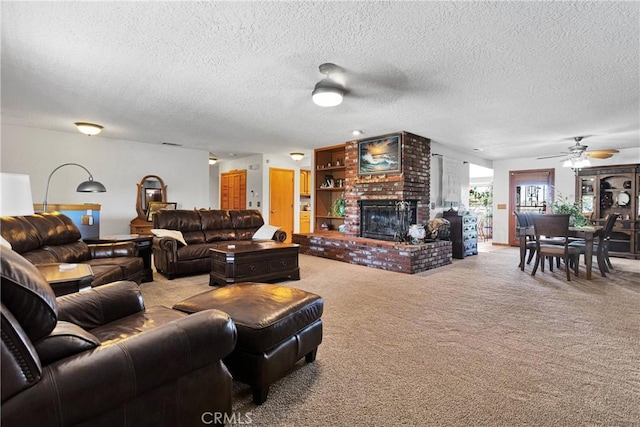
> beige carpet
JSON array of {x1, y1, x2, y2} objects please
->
[{"x1": 140, "y1": 244, "x2": 640, "y2": 426}]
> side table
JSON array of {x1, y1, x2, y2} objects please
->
[
  {"x1": 84, "y1": 234, "x2": 154, "y2": 282},
  {"x1": 36, "y1": 263, "x2": 94, "y2": 296}
]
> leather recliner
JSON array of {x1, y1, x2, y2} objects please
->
[
  {"x1": 0, "y1": 247, "x2": 237, "y2": 426},
  {"x1": 1, "y1": 212, "x2": 144, "y2": 289}
]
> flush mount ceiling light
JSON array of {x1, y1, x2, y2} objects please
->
[
  {"x1": 209, "y1": 157, "x2": 217, "y2": 165},
  {"x1": 290, "y1": 152, "x2": 305, "y2": 161},
  {"x1": 352, "y1": 130, "x2": 363, "y2": 136},
  {"x1": 312, "y1": 63, "x2": 345, "y2": 107},
  {"x1": 74, "y1": 122, "x2": 103, "y2": 136}
]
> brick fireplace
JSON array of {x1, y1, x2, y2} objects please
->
[
  {"x1": 343, "y1": 132, "x2": 431, "y2": 237},
  {"x1": 293, "y1": 131, "x2": 452, "y2": 274}
]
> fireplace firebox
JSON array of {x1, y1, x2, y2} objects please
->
[{"x1": 359, "y1": 200, "x2": 418, "y2": 241}]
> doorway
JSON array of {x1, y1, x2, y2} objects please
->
[
  {"x1": 269, "y1": 168, "x2": 294, "y2": 242},
  {"x1": 508, "y1": 168, "x2": 555, "y2": 246}
]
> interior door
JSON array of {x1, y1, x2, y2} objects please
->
[
  {"x1": 269, "y1": 168, "x2": 294, "y2": 242},
  {"x1": 508, "y1": 168, "x2": 555, "y2": 246},
  {"x1": 220, "y1": 170, "x2": 247, "y2": 210}
]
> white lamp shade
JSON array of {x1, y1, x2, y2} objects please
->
[
  {"x1": 0, "y1": 173, "x2": 35, "y2": 216},
  {"x1": 75, "y1": 122, "x2": 103, "y2": 136},
  {"x1": 312, "y1": 87, "x2": 344, "y2": 107}
]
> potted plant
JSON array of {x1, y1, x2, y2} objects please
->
[{"x1": 551, "y1": 195, "x2": 592, "y2": 227}]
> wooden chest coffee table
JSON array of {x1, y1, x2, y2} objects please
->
[{"x1": 209, "y1": 242, "x2": 300, "y2": 286}]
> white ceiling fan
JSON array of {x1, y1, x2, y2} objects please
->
[{"x1": 537, "y1": 136, "x2": 619, "y2": 166}]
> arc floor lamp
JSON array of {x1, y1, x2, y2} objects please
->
[{"x1": 42, "y1": 163, "x2": 107, "y2": 212}]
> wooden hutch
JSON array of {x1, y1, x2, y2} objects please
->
[{"x1": 575, "y1": 163, "x2": 639, "y2": 259}]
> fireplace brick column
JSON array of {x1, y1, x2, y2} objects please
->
[{"x1": 343, "y1": 131, "x2": 430, "y2": 238}]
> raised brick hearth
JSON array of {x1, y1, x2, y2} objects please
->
[
  {"x1": 295, "y1": 131, "x2": 453, "y2": 274},
  {"x1": 293, "y1": 233, "x2": 452, "y2": 274}
]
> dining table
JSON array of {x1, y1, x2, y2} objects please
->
[
  {"x1": 568, "y1": 225, "x2": 604, "y2": 280},
  {"x1": 517, "y1": 225, "x2": 604, "y2": 280}
]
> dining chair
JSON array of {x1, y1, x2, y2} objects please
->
[
  {"x1": 514, "y1": 211, "x2": 536, "y2": 270},
  {"x1": 569, "y1": 213, "x2": 620, "y2": 274},
  {"x1": 531, "y1": 214, "x2": 581, "y2": 281}
]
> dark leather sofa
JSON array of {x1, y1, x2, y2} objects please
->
[
  {"x1": 1, "y1": 212, "x2": 144, "y2": 289},
  {"x1": 152, "y1": 209, "x2": 286, "y2": 279},
  {"x1": 0, "y1": 247, "x2": 237, "y2": 426}
]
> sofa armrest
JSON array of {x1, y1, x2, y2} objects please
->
[
  {"x1": 56, "y1": 281, "x2": 144, "y2": 329},
  {"x1": 1, "y1": 310, "x2": 237, "y2": 426},
  {"x1": 152, "y1": 237, "x2": 180, "y2": 277},
  {"x1": 88, "y1": 242, "x2": 137, "y2": 259},
  {"x1": 273, "y1": 229, "x2": 287, "y2": 242},
  {"x1": 152, "y1": 236, "x2": 179, "y2": 254}
]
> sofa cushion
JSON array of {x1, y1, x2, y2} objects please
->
[
  {"x1": 87, "y1": 257, "x2": 143, "y2": 280},
  {"x1": 44, "y1": 241, "x2": 91, "y2": 263},
  {"x1": 153, "y1": 210, "x2": 205, "y2": 244},
  {"x1": 177, "y1": 243, "x2": 218, "y2": 261},
  {"x1": 0, "y1": 248, "x2": 57, "y2": 342},
  {"x1": 230, "y1": 210, "x2": 264, "y2": 229},
  {"x1": 25, "y1": 212, "x2": 81, "y2": 246},
  {"x1": 200, "y1": 210, "x2": 237, "y2": 242},
  {"x1": 89, "y1": 264, "x2": 129, "y2": 287},
  {"x1": 21, "y1": 248, "x2": 59, "y2": 265},
  {"x1": 0, "y1": 216, "x2": 43, "y2": 254},
  {"x1": 231, "y1": 210, "x2": 264, "y2": 240}
]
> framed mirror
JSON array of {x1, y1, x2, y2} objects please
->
[{"x1": 135, "y1": 175, "x2": 167, "y2": 220}]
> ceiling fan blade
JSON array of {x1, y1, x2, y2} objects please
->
[
  {"x1": 537, "y1": 154, "x2": 567, "y2": 159},
  {"x1": 586, "y1": 152, "x2": 615, "y2": 159}
]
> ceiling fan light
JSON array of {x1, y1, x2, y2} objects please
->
[
  {"x1": 574, "y1": 158, "x2": 591, "y2": 168},
  {"x1": 75, "y1": 122, "x2": 103, "y2": 136},
  {"x1": 312, "y1": 85, "x2": 344, "y2": 107},
  {"x1": 562, "y1": 159, "x2": 574, "y2": 168}
]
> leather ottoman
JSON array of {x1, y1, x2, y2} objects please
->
[{"x1": 173, "y1": 282, "x2": 323, "y2": 404}]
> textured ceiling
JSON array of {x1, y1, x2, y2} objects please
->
[{"x1": 2, "y1": 1, "x2": 638, "y2": 162}]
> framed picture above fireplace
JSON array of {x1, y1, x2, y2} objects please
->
[{"x1": 357, "y1": 134, "x2": 401, "y2": 176}]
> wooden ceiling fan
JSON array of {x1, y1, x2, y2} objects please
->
[{"x1": 537, "y1": 136, "x2": 619, "y2": 161}]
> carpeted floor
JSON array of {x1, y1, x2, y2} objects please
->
[{"x1": 140, "y1": 244, "x2": 640, "y2": 426}]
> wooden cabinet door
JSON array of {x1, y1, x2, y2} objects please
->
[
  {"x1": 300, "y1": 212, "x2": 311, "y2": 233},
  {"x1": 220, "y1": 170, "x2": 246, "y2": 210},
  {"x1": 300, "y1": 170, "x2": 311, "y2": 196}
]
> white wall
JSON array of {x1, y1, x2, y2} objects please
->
[
  {"x1": 1, "y1": 124, "x2": 210, "y2": 235},
  {"x1": 216, "y1": 153, "x2": 310, "y2": 230},
  {"x1": 208, "y1": 162, "x2": 220, "y2": 209},
  {"x1": 492, "y1": 147, "x2": 640, "y2": 245},
  {"x1": 429, "y1": 142, "x2": 492, "y2": 219}
]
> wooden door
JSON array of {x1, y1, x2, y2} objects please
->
[
  {"x1": 220, "y1": 170, "x2": 246, "y2": 210},
  {"x1": 269, "y1": 168, "x2": 294, "y2": 242},
  {"x1": 508, "y1": 169, "x2": 555, "y2": 246}
]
